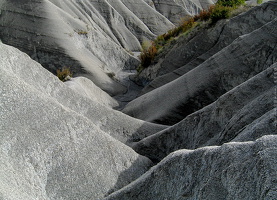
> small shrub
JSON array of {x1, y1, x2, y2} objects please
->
[
  {"x1": 257, "y1": 0, "x2": 263, "y2": 4},
  {"x1": 57, "y1": 67, "x2": 73, "y2": 82},
  {"x1": 210, "y1": 5, "x2": 232, "y2": 24},
  {"x1": 139, "y1": 42, "x2": 157, "y2": 68},
  {"x1": 217, "y1": 0, "x2": 245, "y2": 7},
  {"x1": 139, "y1": 17, "x2": 197, "y2": 69},
  {"x1": 179, "y1": 17, "x2": 195, "y2": 32},
  {"x1": 194, "y1": 7, "x2": 212, "y2": 21},
  {"x1": 162, "y1": 17, "x2": 195, "y2": 41},
  {"x1": 141, "y1": 40, "x2": 152, "y2": 51},
  {"x1": 154, "y1": 35, "x2": 166, "y2": 48},
  {"x1": 165, "y1": 26, "x2": 182, "y2": 39}
]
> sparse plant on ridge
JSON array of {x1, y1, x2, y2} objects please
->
[
  {"x1": 210, "y1": 5, "x2": 232, "y2": 24},
  {"x1": 138, "y1": 18, "x2": 196, "y2": 69},
  {"x1": 138, "y1": 0, "x2": 246, "y2": 70},
  {"x1": 57, "y1": 67, "x2": 73, "y2": 82},
  {"x1": 193, "y1": 8, "x2": 213, "y2": 21},
  {"x1": 217, "y1": 0, "x2": 245, "y2": 7},
  {"x1": 139, "y1": 41, "x2": 157, "y2": 68}
]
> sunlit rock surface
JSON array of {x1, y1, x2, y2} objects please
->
[
  {"x1": 133, "y1": 64, "x2": 276, "y2": 161},
  {"x1": 137, "y1": 1, "x2": 277, "y2": 94},
  {"x1": 123, "y1": 5, "x2": 277, "y2": 125},
  {"x1": 105, "y1": 135, "x2": 277, "y2": 200},
  {"x1": 0, "y1": 0, "x2": 213, "y2": 95},
  {"x1": 0, "y1": 42, "x2": 168, "y2": 199},
  {"x1": 0, "y1": 1, "x2": 276, "y2": 200}
]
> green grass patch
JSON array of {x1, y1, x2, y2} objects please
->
[
  {"x1": 210, "y1": 5, "x2": 232, "y2": 24},
  {"x1": 217, "y1": 0, "x2": 245, "y2": 7}
]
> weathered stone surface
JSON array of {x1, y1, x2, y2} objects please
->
[
  {"x1": 0, "y1": 0, "x2": 213, "y2": 96},
  {"x1": 0, "y1": 42, "x2": 167, "y2": 145},
  {"x1": 64, "y1": 76, "x2": 119, "y2": 108},
  {"x1": 138, "y1": 1, "x2": 277, "y2": 93},
  {"x1": 151, "y1": 0, "x2": 216, "y2": 24},
  {"x1": 0, "y1": 42, "x2": 169, "y2": 200},
  {"x1": 1, "y1": 2, "x2": 276, "y2": 200},
  {"x1": 123, "y1": 17, "x2": 277, "y2": 125},
  {"x1": 0, "y1": 0, "x2": 131, "y2": 95},
  {"x1": 132, "y1": 64, "x2": 276, "y2": 161},
  {"x1": 105, "y1": 135, "x2": 277, "y2": 200}
]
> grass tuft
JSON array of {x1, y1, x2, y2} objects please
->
[{"x1": 57, "y1": 67, "x2": 73, "y2": 82}]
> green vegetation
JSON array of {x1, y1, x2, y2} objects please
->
[
  {"x1": 217, "y1": 0, "x2": 245, "y2": 7},
  {"x1": 210, "y1": 5, "x2": 232, "y2": 24},
  {"x1": 57, "y1": 67, "x2": 73, "y2": 82},
  {"x1": 140, "y1": 41, "x2": 157, "y2": 68},
  {"x1": 257, "y1": 0, "x2": 263, "y2": 4},
  {"x1": 138, "y1": 0, "x2": 245, "y2": 70}
]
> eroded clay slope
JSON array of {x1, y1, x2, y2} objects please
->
[
  {"x1": 138, "y1": 1, "x2": 277, "y2": 94},
  {"x1": 0, "y1": 42, "x2": 168, "y2": 199},
  {"x1": 105, "y1": 135, "x2": 277, "y2": 200},
  {"x1": 0, "y1": 0, "x2": 213, "y2": 96},
  {"x1": 133, "y1": 64, "x2": 276, "y2": 161},
  {"x1": 123, "y1": 15, "x2": 277, "y2": 125}
]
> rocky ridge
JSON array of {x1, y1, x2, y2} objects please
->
[
  {"x1": 0, "y1": 1, "x2": 276, "y2": 200},
  {"x1": 0, "y1": 0, "x2": 212, "y2": 96},
  {"x1": 137, "y1": 1, "x2": 277, "y2": 94},
  {"x1": 105, "y1": 135, "x2": 277, "y2": 200},
  {"x1": 123, "y1": 2, "x2": 277, "y2": 125},
  {"x1": 0, "y1": 42, "x2": 167, "y2": 200}
]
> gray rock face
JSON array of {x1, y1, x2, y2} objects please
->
[
  {"x1": 133, "y1": 64, "x2": 276, "y2": 161},
  {"x1": 151, "y1": 0, "x2": 216, "y2": 24},
  {"x1": 105, "y1": 135, "x2": 277, "y2": 200},
  {"x1": 64, "y1": 76, "x2": 120, "y2": 108},
  {"x1": 0, "y1": 0, "x2": 213, "y2": 96},
  {"x1": 138, "y1": 1, "x2": 277, "y2": 94},
  {"x1": 0, "y1": 42, "x2": 167, "y2": 145},
  {"x1": 123, "y1": 14, "x2": 277, "y2": 125},
  {"x1": 1, "y1": 2, "x2": 276, "y2": 200},
  {"x1": 0, "y1": 42, "x2": 168, "y2": 200}
]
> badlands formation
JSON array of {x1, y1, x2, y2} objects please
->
[{"x1": 0, "y1": 0, "x2": 276, "y2": 200}]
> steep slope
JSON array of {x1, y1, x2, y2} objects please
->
[
  {"x1": 0, "y1": 42, "x2": 168, "y2": 200},
  {"x1": 133, "y1": 64, "x2": 276, "y2": 161},
  {"x1": 1, "y1": 1, "x2": 276, "y2": 200},
  {"x1": 105, "y1": 135, "x2": 277, "y2": 200},
  {"x1": 0, "y1": 0, "x2": 213, "y2": 96},
  {"x1": 123, "y1": 10, "x2": 277, "y2": 125},
  {"x1": 149, "y1": 0, "x2": 216, "y2": 24},
  {"x1": 138, "y1": 1, "x2": 277, "y2": 94},
  {"x1": 0, "y1": 42, "x2": 167, "y2": 145}
]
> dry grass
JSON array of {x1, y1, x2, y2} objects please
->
[
  {"x1": 139, "y1": 42, "x2": 157, "y2": 68},
  {"x1": 75, "y1": 29, "x2": 88, "y2": 36},
  {"x1": 57, "y1": 67, "x2": 73, "y2": 82}
]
